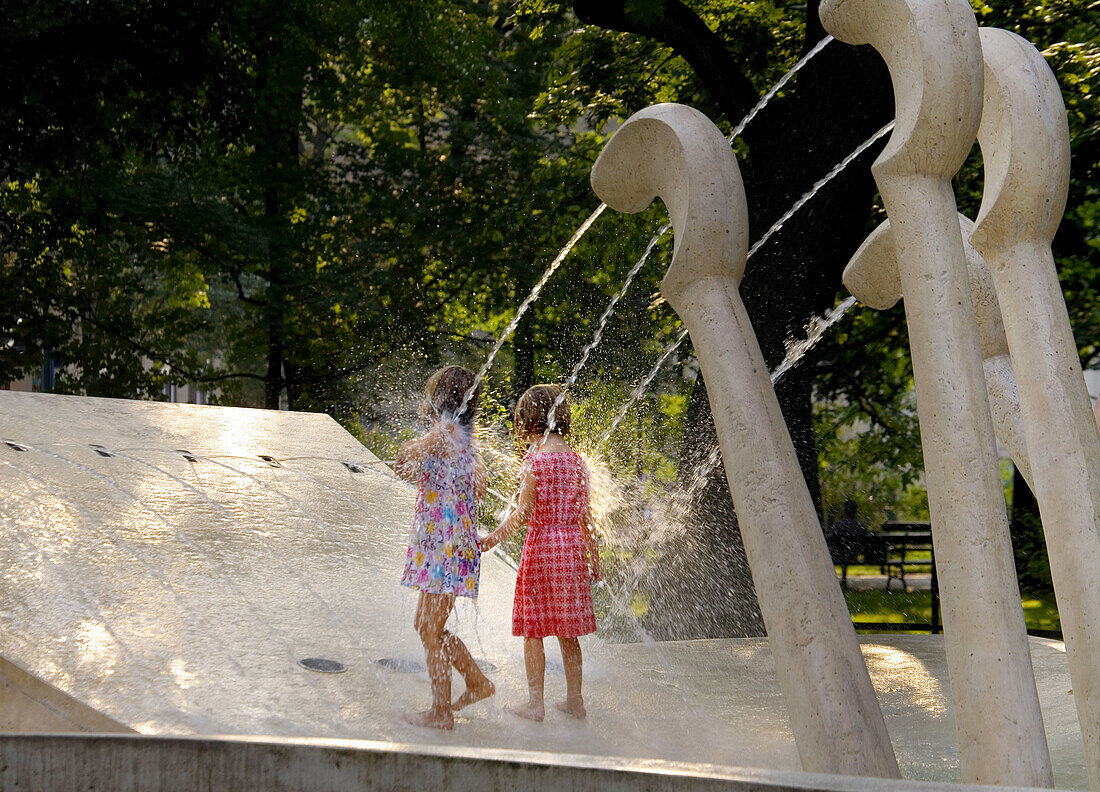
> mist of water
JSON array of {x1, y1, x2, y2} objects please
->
[
  {"x1": 460, "y1": 203, "x2": 608, "y2": 415},
  {"x1": 727, "y1": 36, "x2": 835, "y2": 144},
  {"x1": 461, "y1": 37, "x2": 839, "y2": 411},
  {"x1": 464, "y1": 120, "x2": 890, "y2": 641}
]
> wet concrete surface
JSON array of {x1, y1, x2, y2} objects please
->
[{"x1": 0, "y1": 391, "x2": 1087, "y2": 788}]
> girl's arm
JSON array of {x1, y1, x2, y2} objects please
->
[
  {"x1": 394, "y1": 437, "x2": 424, "y2": 482},
  {"x1": 472, "y1": 450, "x2": 488, "y2": 500},
  {"x1": 581, "y1": 503, "x2": 601, "y2": 581},
  {"x1": 394, "y1": 424, "x2": 446, "y2": 482},
  {"x1": 481, "y1": 466, "x2": 535, "y2": 551}
]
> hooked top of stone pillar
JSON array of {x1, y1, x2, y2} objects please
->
[
  {"x1": 590, "y1": 103, "x2": 749, "y2": 299},
  {"x1": 819, "y1": 0, "x2": 983, "y2": 179},
  {"x1": 844, "y1": 215, "x2": 1010, "y2": 360},
  {"x1": 971, "y1": 27, "x2": 1071, "y2": 253}
]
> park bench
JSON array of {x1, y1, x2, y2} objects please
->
[
  {"x1": 826, "y1": 520, "x2": 936, "y2": 592},
  {"x1": 827, "y1": 521, "x2": 942, "y2": 633},
  {"x1": 878, "y1": 522, "x2": 934, "y2": 591}
]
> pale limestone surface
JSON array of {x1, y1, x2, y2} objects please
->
[
  {"x1": 819, "y1": 0, "x2": 1051, "y2": 784},
  {"x1": 0, "y1": 390, "x2": 798, "y2": 762},
  {"x1": 0, "y1": 711, "x2": 1080, "y2": 792},
  {"x1": 969, "y1": 28, "x2": 1100, "y2": 791},
  {"x1": 589, "y1": 103, "x2": 898, "y2": 778},
  {"x1": 0, "y1": 391, "x2": 1089, "y2": 787},
  {"x1": 0, "y1": 634, "x2": 1089, "y2": 792}
]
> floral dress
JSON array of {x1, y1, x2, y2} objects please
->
[
  {"x1": 400, "y1": 434, "x2": 481, "y2": 598},
  {"x1": 512, "y1": 450, "x2": 597, "y2": 638}
]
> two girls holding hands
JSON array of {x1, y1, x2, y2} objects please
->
[{"x1": 399, "y1": 369, "x2": 598, "y2": 729}]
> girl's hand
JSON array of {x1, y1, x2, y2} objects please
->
[{"x1": 589, "y1": 556, "x2": 602, "y2": 582}]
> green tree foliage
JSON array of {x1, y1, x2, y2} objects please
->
[
  {"x1": 2, "y1": 0, "x2": 1095, "y2": 611},
  {"x1": 0, "y1": 1, "x2": 615, "y2": 421}
]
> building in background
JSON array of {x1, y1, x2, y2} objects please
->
[{"x1": 3, "y1": 350, "x2": 209, "y2": 405}]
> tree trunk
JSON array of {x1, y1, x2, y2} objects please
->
[
  {"x1": 574, "y1": 0, "x2": 894, "y2": 638},
  {"x1": 645, "y1": 372, "x2": 767, "y2": 638},
  {"x1": 264, "y1": 182, "x2": 287, "y2": 410},
  {"x1": 259, "y1": 56, "x2": 305, "y2": 410}
]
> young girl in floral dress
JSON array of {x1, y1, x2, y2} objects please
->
[
  {"x1": 482, "y1": 384, "x2": 600, "y2": 721},
  {"x1": 397, "y1": 365, "x2": 494, "y2": 729}
]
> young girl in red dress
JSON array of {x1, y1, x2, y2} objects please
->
[{"x1": 481, "y1": 384, "x2": 600, "y2": 721}]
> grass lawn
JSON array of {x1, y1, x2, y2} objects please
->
[
  {"x1": 839, "y1": 549, "x2": 935, "y2": 578},
  {"x1": 844, "y1": 589, "x2": 1061, "y2": 634}
]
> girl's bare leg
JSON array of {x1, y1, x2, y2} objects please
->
[
  {"x1": 446, "y1": 631, "x2": 495, "y2": 709},
  {"x1": 555, "y1": 637, "x2": 586, "y2": 719},
  {"x1": 506, "y1": 637, "x2": 545, "y2": 721},
  {"x1": 403, "y1": 593, "x2": 455, "y2": 729}
]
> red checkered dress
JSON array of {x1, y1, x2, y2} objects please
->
[{"x1": 512, "y1": 450, "x2": 597, "y2": 639}]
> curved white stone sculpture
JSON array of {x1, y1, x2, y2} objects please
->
[
  {"x1": 590, "y1": 103, "x2": 899, "y2": 778},
  {"x1": 819, "y1": 0, "x2": 1053, "y2": 785},
  {"x1": 969, "y1": 27, "x2": 1100, "y2": 791},
  {"x1": 844, "y1": 218, "x2": 1033, "y2": 486}
]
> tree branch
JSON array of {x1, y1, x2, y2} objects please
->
[{"x1": 572, "y1": 0, "x2": 759, "y2": 123}]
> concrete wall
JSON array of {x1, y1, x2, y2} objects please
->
[{"x1": 0, "y1": 733, "x2": 1054, "y2": 792}]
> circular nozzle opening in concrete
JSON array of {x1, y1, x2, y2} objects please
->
[{"x1": 298, "y1": 657, "x2": 347, "y2": 674}]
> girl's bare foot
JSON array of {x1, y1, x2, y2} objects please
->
[
  {"x1": 555, "y1": 698, "x2": 586, "y2": 719},
  {"x1": 402, "y1": 708, "x2": 454, "y2": 730},
  {"x1": 453, "y1": 679, "x2": 495, "y2": 710},
  {"x1": 505, "y1": 701, "x2": 544, "y2": 722}
]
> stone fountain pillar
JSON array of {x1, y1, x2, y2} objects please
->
[
  {"x1": 591, "y1": 103, "x2": 899, "y2": 779},
  {"x1": 969, "y1": 28, "x2": 1100, "y2": 792},
  {"x1": 819, "y1": 0, "x2": 1052, "y2": 785},
  {"x1": 843, "y1": 216, "x2": 1035, "y2": 487}
]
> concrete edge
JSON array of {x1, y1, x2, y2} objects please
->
[
  {"x1": 0, "y1": 657, "x2": 132, "y2": 734},
  {"x1": 0, "y1": 732, "x2": 1053, "y2": 792}
]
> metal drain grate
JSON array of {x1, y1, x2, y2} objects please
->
[{"x1": 298, "y1": 657, "x2": 347, "y2": 673}]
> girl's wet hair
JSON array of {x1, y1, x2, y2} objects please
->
[
  {"x1": 422, "y1": 365, "x2": 479, "y2": 426},
  {"x1": 514, "y1": 384, "x2": 570, "y2": 437}
]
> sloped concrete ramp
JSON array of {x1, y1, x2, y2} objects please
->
[{"x1": 0, "y1": 391, "x2": 1087, "y2": 788}]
